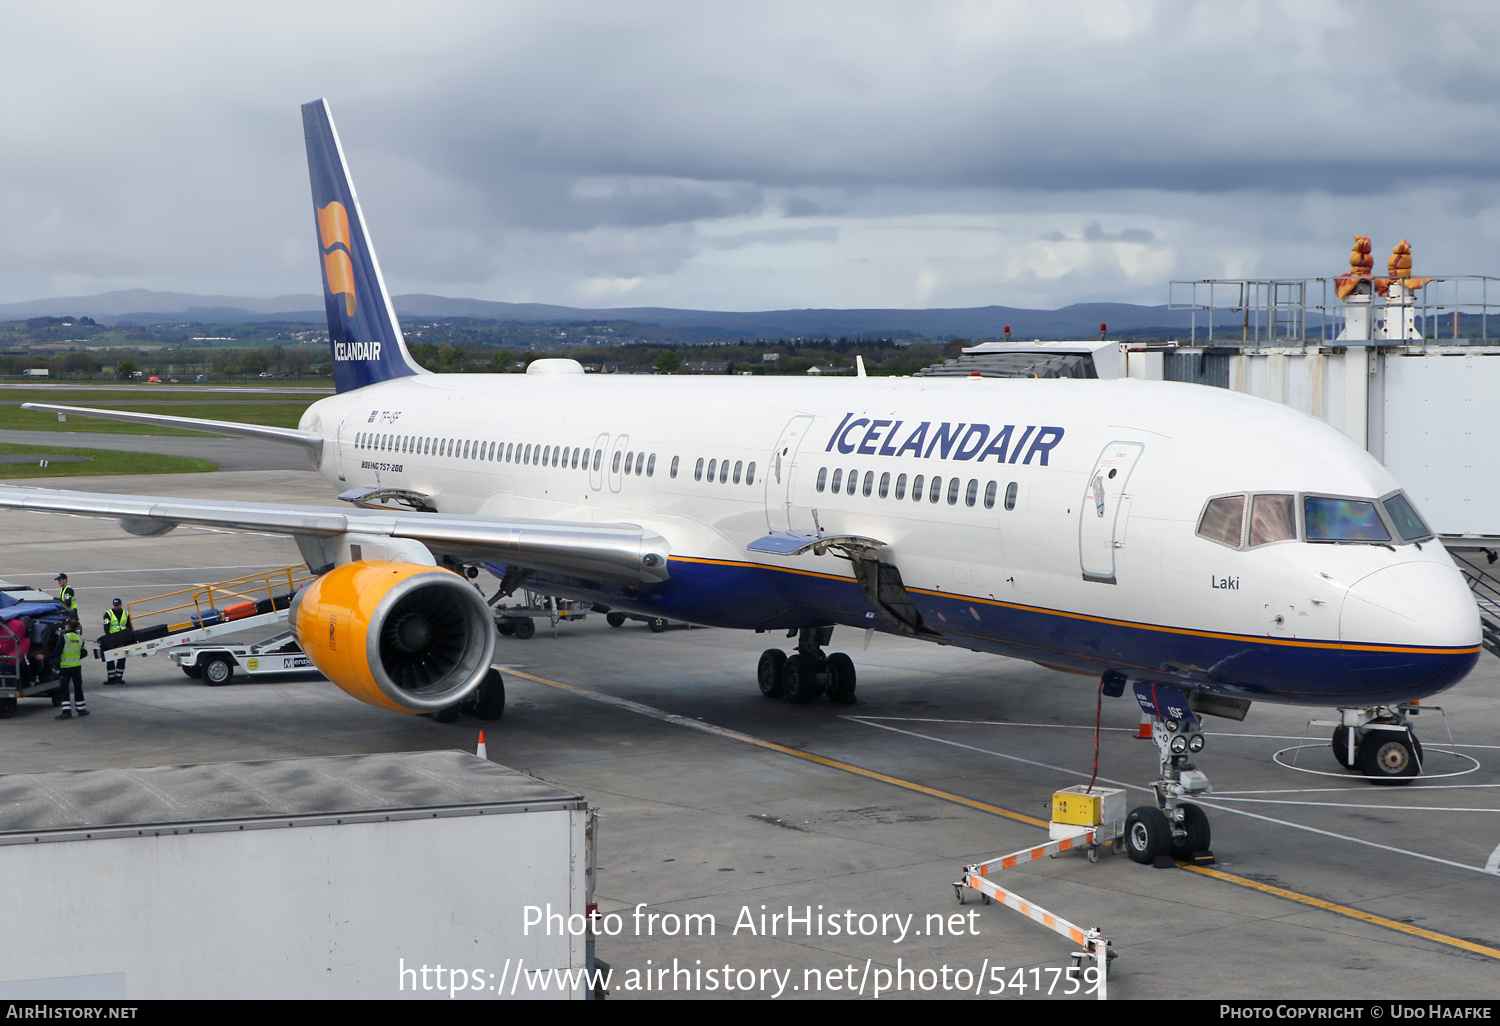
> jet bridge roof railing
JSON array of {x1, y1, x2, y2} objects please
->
[{"x1": 1167, "y1": 276, "x2": 1500, "y2": 346}]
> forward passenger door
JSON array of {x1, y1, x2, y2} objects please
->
[{"x1": 1079, "y1": 441, "x2": 1144, "y2": 584}]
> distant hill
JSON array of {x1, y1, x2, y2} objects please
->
[{"x1": 0, "y1": 289, "x2": 1242, "y2": 339}]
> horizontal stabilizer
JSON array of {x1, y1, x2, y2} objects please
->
[{"x1": 19, "y1": 403, "x2": 323, "y2": 456}]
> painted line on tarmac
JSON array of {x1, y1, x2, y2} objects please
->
[
  {"x1": 504, "y1": 668, "x2": 1046, "y2": 827},
  {"x1": 1487, "y1": 842, "x2": 1500, "y2": 876},
  {"x1": 1179, "y1": 863, "x2": 1500, "y2": 960},
  {"x1": 851, "y1": 716, "x2": 1497, "y2": 876},
  {"x1": 858, "y1": 715, "x2": 1500, "y2": 749},
  {"x1": 509, "y1": 669, "x2": 1500, "y2": 960},
  {"x1": 4, "y1": 564, "x2": 287, "y2": 577},
  {"x1": 1203, "y1": 797, "x2": 1500, "y2": 812}
]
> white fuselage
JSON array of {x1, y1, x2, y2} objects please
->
[{"x1": 297, "y1": 369, "x2": 1481, "y2": 706}]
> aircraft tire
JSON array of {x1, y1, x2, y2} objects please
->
[
  {"x1": 497, "y1": 621, "x2": 515, "y2": 636},
  {"x1": 1124, "y1": 806, "x2": 1170, "y2": 864},
  {"x1": 512, "y1": 617, "x2": 536, "y2": 640},
  {"x1": 1331, "y1": 726, "x2": 1355, "y2": 768},
  {"x1": 606, "y1": 612, "x2": 626, "y2": 628},
  {"x1": 757, "y1": 649, "x2": 787, "y2": 697},
  {"x1": 431, "y1": 703, "x2": 461, "y2": 723},
  {"x1": 473, "y1": 668, "x2": 506, "y2": 721},
  {"x1": 783, "y1": 654, "x2": 818, "y2": 704},
  {"x1": 826, "y1": 652, "x2": 857, "y2": 704},
  {"x1": 1170, "y1": 803, "x2": 1211, "y2": 858},
  {"x1": 0, "y1": 697, "x2": 15, "y2": 719},
  {"x1": 649, "y1": 617, "x2": 667, "y2": 633},
  {"x1": 1358, "y1": 733, "x2": 1418, "y2": 784}
]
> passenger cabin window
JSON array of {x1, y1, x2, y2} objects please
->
[
  {"x1": 965, "y1": 479, "x2": 978, "y2": 507},
  {"x1": 911, "y1": 474, "x2": 924, "y2": 501},
  {"x1": 694, "y1": 458, "x2": 704, "y2": 481},
  {"x1": 817, "y1": 468, "x2": 828, "y2": 492},
  {"x1": 984, "y1": 481, "x2": 997, "y2": 509},
  {"x1": 670, "y1": 455, "x2": 679, "y2": 479},
  {"x1": 830, "y1": 469, "x2": 842, "y2": 492},
  {"x1": 895, "y1": 473, "x2": 907, "y2": 500},
  {"x1": 1249, "y1": 494, "x2": 1296, "y2": 546},
  {"x1": 745, "y1": 461, "x2": 755, "y2": 485},
  {"x1": 1198, "y1": 494, "x2": 1246, "y2": 549},
  {"x1": 1304, "y1": 496, "x2": 1390, "y2": 543},
  {"x1": 719, "y1": 460, "x2": 730, "y2": 484},
  {"x1": 647, "y1": 454, "x2": 656, "y2": 477}
]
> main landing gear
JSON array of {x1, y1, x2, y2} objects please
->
[
  {"x1": 1125, "y1": 714, "x2": 1214, "y2": 866},
  {"x1": 1330, "y1": 705, "x2": 1424, "y2": 784},
  {"x1": 757, "y1": 626, "x2": 857, "y2": 705}
]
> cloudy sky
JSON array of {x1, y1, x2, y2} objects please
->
[{"x1": 3, "y1": 1, "x2": 1499, "y2": 312}]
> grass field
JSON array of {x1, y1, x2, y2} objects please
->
[
  {"x1": 0, "y1": 386, "x2": 324, "y2": 435},
  {"x1": 0, "y1": 442, "x2": 217, "y2": 478}
]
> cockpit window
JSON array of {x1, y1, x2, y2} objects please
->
[
  {"x1": 1197, "y1": 494, "x2": 1245, "y2": 548},
  {"x1": 1249, "y1": 494, "x2": 1296, "y2": 546},
  {"x1": 1304, "y1": 496, "x2": 1390, "y2": 542},
  {"x1": 1382, "y1": 492, "x2": 1433, "y2": 542}
]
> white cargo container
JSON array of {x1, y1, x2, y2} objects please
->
[{"x1": 0, "y1": 752, "x2": 596, "y2": 1000}]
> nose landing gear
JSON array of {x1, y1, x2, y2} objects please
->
[
  {"x1": 756, "y1": 626, "x2": 857, "y2": 705},
  {"x1": 1330, "y1": 705, "x2": 1424, "y2": 784},
  {"x1": 1125, "y1": 712, "x2": 1215, "y2": 865}
]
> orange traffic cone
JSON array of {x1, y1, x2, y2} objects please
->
[
  {"x1": 476, "y1": 731, "x2": 488, "y2": 760},
  {"x1": 1137, "y1": 712, "x2": 1153, "y2": 739}
]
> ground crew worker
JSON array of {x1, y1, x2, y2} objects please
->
[
  {"x1": 54, "y1": 573, "x2": 77, "y2": 615},
  {"x1": 56, "y1": 618, "x2": 87, "y2": 720},
  {"x1": 103, "y1": 598, "x2": 131, "y2": 684}
]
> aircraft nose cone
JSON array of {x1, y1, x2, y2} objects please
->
[{"x1": 1340, "y1": 561, "x2": 1481, "y2": 649}]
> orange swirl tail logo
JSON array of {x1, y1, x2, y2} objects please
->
[{"x1": 317, "y1": 201, "x2": 356, "y2": 317}]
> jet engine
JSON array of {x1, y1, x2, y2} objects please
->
[{"x1": 290, "y1": 561, "x2": 496, "y2": 714}]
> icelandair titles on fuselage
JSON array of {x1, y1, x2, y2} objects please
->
[
  {"x1": 334, "y1": 340, "x2": 383, "y2": 362},
  {"x1": 826, "y1": 413, "x2": 1064, "y2": 465}
]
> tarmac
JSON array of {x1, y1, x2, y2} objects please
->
[{"x1": 1, "y1": 464, "x2": 1497, "y2": 1001}]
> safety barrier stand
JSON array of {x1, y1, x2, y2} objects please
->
[{"x1": 955, "y1": 830, "x2": 1115, "y2": 1000}]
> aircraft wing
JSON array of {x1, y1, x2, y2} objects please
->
[
  {"x1": 0, "y1": 485, "x2": 670, "y2": 584},
  {"x1": 19, "y1": 403, "x2": 324, "y2": 456}
]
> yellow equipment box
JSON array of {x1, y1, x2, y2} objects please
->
[{"x1": 1051, "y1": 785, "x2": 1127, "y2": 827}]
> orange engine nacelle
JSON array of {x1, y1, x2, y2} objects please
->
[{"x1": 290, "y1": 561, "x2": 496, "y2": 714}]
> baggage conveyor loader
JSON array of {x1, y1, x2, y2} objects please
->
[{"x1": 92, "y1": 566, "x2": 315, "y2": 669}]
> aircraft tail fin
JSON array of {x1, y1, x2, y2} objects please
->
[{"x1": 301, "y1": 98, "x2": 425, "y2": 394}]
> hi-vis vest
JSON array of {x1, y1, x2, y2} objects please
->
[
  {"x1": 60, "y1": 631, "x2": 83, "y2": 669},
  {"x1": 58, "y1": 586, "x2": 77, "y2": 613},
  {"x1": 106, "y1": 609, "x2": 130, "y2": 633}
]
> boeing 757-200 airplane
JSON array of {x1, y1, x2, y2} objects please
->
[{"x1": 0, "y1": 100, "x2": 1481, "y2": 864}]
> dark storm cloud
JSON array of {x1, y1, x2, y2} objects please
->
[{"x1": 3, "y1": 1, "x2": 1500, "y2": 309}]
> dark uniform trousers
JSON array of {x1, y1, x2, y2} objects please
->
[{"x1": 104, "y1": 610, "x2": 130, "y2": 684}]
